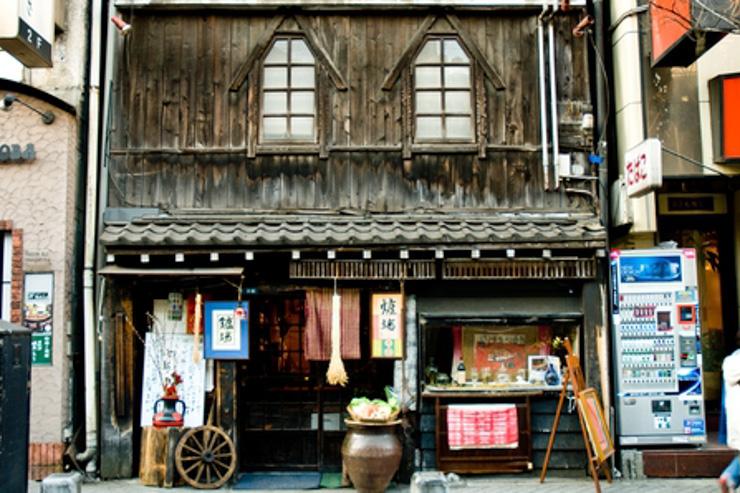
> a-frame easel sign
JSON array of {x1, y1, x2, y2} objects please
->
[{"x1": 539, "y1": 338, "x2": 614, "y2": 493}]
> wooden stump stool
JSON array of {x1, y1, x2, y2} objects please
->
[{"x1": 140, "y1": 426, "x2": 184, "y2": 488}]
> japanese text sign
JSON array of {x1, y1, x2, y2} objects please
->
[
  {"x1": 371, "y1": 293, "x2": 404, "y2": 359},
  {"x1": 204, "y1": 301, "x2": 250, "y2": 359},
  {"x1": 625, "y1": 138, "x2": 662, "y2": 198}
]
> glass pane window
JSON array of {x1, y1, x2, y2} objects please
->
[
  {"x1": 264, "y1": 92, "x2": 288, "y2": 114},
  {"x1": 417, "y1": 39, "x2": 442, "y2": 64},
  {"x1": 413, "y1": 37, "x2": 474, "y2": 141},
  {"x1": 416, "y1": 116, "x2": 443, "y2": 140},
  {"x1": 262, "y1": 37, "x2": 317, "y2": 142},
  {"x1": 445, "y1": 116, "x2": 473, "y2": 139},
  {"x1": 416, "y1": 92, "x2": 443, "y2": 113},
  {"x1": 415, "y1": 67, "x2": 441, "y2": 89},
  {"x1": 263, "y1": 67, "x2": 288, "y2": 89},
  {"x1": 445, "y1": 91, "x2": 471, "y2": 113},
  {"x1": 291, "y1": 91, "x2": 315, "y2": 114},
  {"x1": 265, "y1": 40, "x2": 288, "y2": 64}
]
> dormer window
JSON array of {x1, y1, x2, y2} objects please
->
[
  {"x1": 413, "y1": 38, "x2": 473, "y2": 141},
  {"x1": 262, "y1": 37, "x2": 316, "y2": 142}
]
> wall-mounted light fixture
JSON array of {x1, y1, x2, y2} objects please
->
[
  {"x1": 1, "y1": 93, "x2": 55, "y2": 124},
  {"x1": 111, "y1": 16, "x2": 132, "y2": 35}
]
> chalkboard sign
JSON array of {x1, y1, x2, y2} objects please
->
[{"x1": 140, "y1": 333, "x2": 205, "y2": 428}]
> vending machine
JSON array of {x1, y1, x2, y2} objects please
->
[{"x1": 610, "y1": 248, "x2": 706, "y2": 445}]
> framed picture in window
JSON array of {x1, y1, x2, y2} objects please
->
[{"x1": 204, "y1": 301, "x2": 250, "y2": 359}]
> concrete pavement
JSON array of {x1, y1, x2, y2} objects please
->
[{"x1": 28, "y1": 472, "x2": 722, "y2": 493}]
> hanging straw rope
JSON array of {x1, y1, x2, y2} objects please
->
[
  {"x1": 192, "y1": 292, "x2": 202, "y2": 364},
  {"x1": 326, "y1": 274, "x2": 348, "y2": 386}
]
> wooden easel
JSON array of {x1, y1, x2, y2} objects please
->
[{"x1": 539, "y1": 338, "x2": 613, "y2": 493}]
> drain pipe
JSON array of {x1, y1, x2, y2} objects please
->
[
  {"x1": 548, "y1": 0, "x2": 561, "y2": 183},
  {"x1": 538, "y1": 5, "x2": 551, "y2": 190},
  {"x1": 77, "y1": 0, "x2": 103, "y2": 472}
]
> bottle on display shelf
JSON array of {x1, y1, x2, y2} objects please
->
[{"x1": 456, "y1": 360, "x2": 467, "y2": 385}]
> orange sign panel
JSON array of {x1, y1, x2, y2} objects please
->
[{"x1": 650, "y1": 0, "x2": 691, "y2": 65}]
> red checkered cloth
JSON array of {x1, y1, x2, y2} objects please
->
[{"x1": 447, "y1": 404, "x2": 518, "y2": 450}]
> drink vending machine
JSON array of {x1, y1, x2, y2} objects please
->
[{"x1": 610, "y1": 248, "x2": 706, "y2": 445}]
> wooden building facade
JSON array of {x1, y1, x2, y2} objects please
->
[{"x1": 98, "y1": 1, "x2": 607, "y2": 480}]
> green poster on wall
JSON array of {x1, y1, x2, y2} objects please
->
[
  {"x1": 31, "y1": 332, "x2": 52, "y2": 365},
  {"x1": 24, "y1": 272, "x2": 54, "y2": 366}
]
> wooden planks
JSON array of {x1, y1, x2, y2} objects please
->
[
  {"x1": 109, "y1": 10, "x2": 591, "y2": 213},
  {"x1": 139, "y1": 426, "x2": 182, "y2": 488}
]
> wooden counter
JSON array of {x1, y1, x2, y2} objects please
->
[{"x1": 422, "y1": 389, "x2": 544, "y2": 474}]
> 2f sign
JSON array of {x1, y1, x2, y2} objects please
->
[{"x1": 625, "y1": 139, "x2": 662, "y2": 198}]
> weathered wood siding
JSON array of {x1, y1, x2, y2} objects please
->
[{"x1": 109, "y1": 11, "x2": 592, "y2": 211}]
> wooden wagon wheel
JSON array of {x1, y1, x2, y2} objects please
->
[{"x1": 175, "y1": 424, "x2": 237, "y2": 489}]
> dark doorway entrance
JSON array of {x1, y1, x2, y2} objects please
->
[
  {"x1": 658, "y1": 210, "x2": 738, "y2": 416},
  {"x1": 237, "y1": 294, "x2": 369, "y2": 472}
]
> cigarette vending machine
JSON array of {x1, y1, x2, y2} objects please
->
[{"x1": 610, "y1": 248, "x2": 706, "y2": 445}]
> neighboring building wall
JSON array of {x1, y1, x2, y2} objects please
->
[
  {"x1": 0, "y1": 95, "x2": 78, "y2": 476},
  {"x1": 0, "y1": 0, "x2": 88, "y2": 107},
  {"x1": 697, "y1": 34, "x2": 740, "y2": 174},
  {"x1": 610, "y1": 0, "x2": 656, "y2": 234},
  {"x1": 695, "y1": 34, "x2": 740, "y2": 339},
  {"x1": 0, "y1": 0, "x2": 88, "y2": 479}
]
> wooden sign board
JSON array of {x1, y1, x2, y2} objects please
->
[
  {"x1": 540, "y1": 338, "x2": 612, "y2": 493},
  {"x1": 370, "y1": 293, "x2": 404, "y2": 358},
  {"x1": 577, "y1": 388, "x2": 615, "y2": 463}
]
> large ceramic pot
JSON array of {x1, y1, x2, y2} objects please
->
[{"x1": 342, "y1": 419, "x2": 402, "y2": 493}]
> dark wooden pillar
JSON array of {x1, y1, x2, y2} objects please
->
[
  {"x1": 582, "y1": 278, "x2": 606, "y2": 394},
  {"x1": 100, "y1": 281, "x2": 136, "y2": 478},
  {"x1": 217, "y1": 361, "x2": 237, "y2": 447}
]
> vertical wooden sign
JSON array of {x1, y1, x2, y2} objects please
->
[{"x1": 371, "y1": 293, "x2": 404, "y2": 359}]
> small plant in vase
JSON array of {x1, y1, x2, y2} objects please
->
[
  {"x1": 163, "y1": 371, "x2": 183, "y2": 399},
  {"x1": 153, "y1": 370, "x2": 186, "y2": 428},
  {"x1": 550, "y1": 336, "x2": 567, "y2": 366}
]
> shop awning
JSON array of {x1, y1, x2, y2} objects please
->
[
  {"x1": 98, "y1": 266, "x2": 244, "y2": 276},
  {"x1": 100, "y1": 211, "x2": 606, "y2": 251}
]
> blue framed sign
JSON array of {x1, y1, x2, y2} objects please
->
[{"x1": 204, "y1": 301, "x2": 250, "y2": 359}]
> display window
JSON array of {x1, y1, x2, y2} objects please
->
[{"x1": 422, "y1": 321, "x2": 579, "y2": 390}]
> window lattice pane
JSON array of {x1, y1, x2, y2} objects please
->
[
  {"x1": 443, "y1": 40, "x2": 469, "y2": 64},
  {"x1": 444, "y1": 66, "x2": 470, "y2": 88},
  {"x1": 416, "y1": 116, "x2": 443, "y2": 140},
  {"x1": 415, "y1": 67, "x2": 441, "y2": 88},
  {"x1": 291, "y1": 39, "x2": 314, "y2": 63},
  {"x1": 263, "y1": 117, "x2": 288, "y2": 139},
  {"x1": 291, "y1": 67, "x2": 315, "y2": 88},
  {"x1": 417, "y1": 39, "x2": 442, "y2": 64},
  {"x1": 291, "y1": 91, "x2": 315, "y2": 114},
  {"x1": 264, "y1": 67, "x2": 288, "y2": 88},
  {"x1": 416, "y1": 92, "x2": 442, "y2": 113},
  {"x1": 265, "y1": 40, "x2": 288, "y2": 64},
  {"x1": 264, "y1": 92, "x2": 288, "y2": 114},
  {"x1": 446, "y1": 116, "x2": 473, "y2": 139},
  {"x1": 291, "y1": 117, "x2": 315, "y2": 139},
  {"x1": 445, "y1": 91, "x2": 471, "y2": 113}
]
